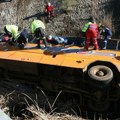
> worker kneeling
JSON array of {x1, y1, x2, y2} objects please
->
[
  {"x1": 4, "y1": 25, "x2": 18, "y2": 46},
  {"x1": 17, "y1": 28, "x2": 28, "y2": 48},
  {"x1": 4, "y1": 25, "x2": 28, "y2": 49}
]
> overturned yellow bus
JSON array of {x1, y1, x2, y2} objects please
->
[{"x1": 0, "y1": 39, "x2": 120, "y2": 112}]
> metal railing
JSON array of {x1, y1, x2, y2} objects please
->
[{"x1": 66, "y1": 36, "x2": 120, "y2": 50}]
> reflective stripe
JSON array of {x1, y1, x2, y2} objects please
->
[
  {"x1": 88, "y1": 26, "x2": 95, "y2": 29},
  {"x1": 104, "y1": 41, "x2": 107, "y2": 43},
  {"x1": 93, "y1": 42, "x2": 98, "y2": 44}
]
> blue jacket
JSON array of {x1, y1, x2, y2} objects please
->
[
  {"x1": 20, "y1": 29, "x2": 28, "y2": 39},
  {"x1": 101, "y1": 26, "x2": 112, "y2": 37}
]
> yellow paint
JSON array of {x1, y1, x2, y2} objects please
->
[{"x1": 0, "y1": 43, "x2": 120, "y2": 71}]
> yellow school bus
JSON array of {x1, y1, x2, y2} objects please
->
[{"x1": 0, "y1": 41, "x2": 120, "y2": 112}]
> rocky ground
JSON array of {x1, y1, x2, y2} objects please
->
[{"x1": 0, "y1": 0, "x2": 120, "y2": 37}]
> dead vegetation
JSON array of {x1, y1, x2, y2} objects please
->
[
  {"x1": 0, "y1": 89, "x2": 84, "y2": 120},
  {"x1": 0, "y1": 80, "x2": 120, "y2": 120}
]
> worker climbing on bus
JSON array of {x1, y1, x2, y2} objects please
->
[
  {"x1": 85, "y1": 17, "x2": 99, "y2": 50},
  {"x1": 45, "y1": 2, "x2": 54, "y2": 22},
  {"x1": 31, "y1": 19, "x2": 49, "y2": 48},
  {"x1": 4, "y1": 25, "x2": 19, "y2": 46},
  {"x1": 99, "y1": 25, "x2": 112, "y2": 49}
]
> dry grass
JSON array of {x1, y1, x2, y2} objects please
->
[
  {"x1": 0, "y1": 91, "x2": 82, "y2": 120},
  {"x1": 0, "y1": 94, "x2": 10, "y2": 117},
  {"x1": 91, "y1": 0, "x2": 113, "y2": 30},
  {"x1": 0, "y1": 90, "x2": 115, "y2": 120},
  {"x1": 59, "y1": 0, "x2": 76, "y2": 13},
  {"x1": 26, "y1": 106, "x2": 83, "y2": 120},
  {"x1": 101, "y1": 13, "x2": 113, "y2": 30},
  {"x1": 0, "y1": 90, "x2": 83, "y2": 120},
  {"x1": 22, "y1": 90, "x2": 84, "y2": 120}
]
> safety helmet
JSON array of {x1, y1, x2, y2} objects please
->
[
  {"x1": 48, "y1": 2, "x2": 51, "y2": 6},
  {"x1": 89, "y1": 17, "x2": 95, "y2": 23},
  {"x1": 4, "y1": 36, "x2": 9, "y2": 41},
  {"x1": 48, "y1": 35, "x2": 52, "y2": 40}
]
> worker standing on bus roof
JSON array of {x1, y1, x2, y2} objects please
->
[
  {"x1": 85, "y1": 18, "x2": 99, "y2": 50},
  {"x1": 4, "y1": 25, "x2": 19, "y2": 46},
  {"x1": 31, "y1": 19, "x2": 49, "y2": 48},
  {"x1": 100, "y1": 25, "x2": 112, "y2": 49},
  {"x1": 81, "y1": 21, "x2": 92, "y2": 37}
]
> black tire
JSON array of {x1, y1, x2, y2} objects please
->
[{"x1": 88, "y1": 65, "x2": 113, "y2": 86}]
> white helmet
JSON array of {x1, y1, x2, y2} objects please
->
[
  {"x1": 48, "y1": 2, "x2": 51, "y2": 6},
  {"x1": 48, "y1": 35, "x2": 52, "y2": 40}
]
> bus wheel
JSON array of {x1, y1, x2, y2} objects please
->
[{"x1": 87, "y1": 65, "x2": 113, "y2": 86}]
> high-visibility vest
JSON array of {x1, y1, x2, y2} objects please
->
[
  {"x1": 82, "y1": 22, "x2": 91, "y2": 32},
  {"x1": 5, "y1": 25, "x2": 18, "y2": 38},
  {"x1": 31, "y1": 20, "x2": 45, "y2": 34}
]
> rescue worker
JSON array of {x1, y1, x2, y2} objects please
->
[
  {"x1": 85, "y1": 18, "x2": 99, "y2": 50},
  {"x1": 100, "y1": 25, "x2": 112, "y2": 49},
  {"x1": 4, "y1": 25, "x2": 18, "y2": 46},
  {"x1": 17, "y1": 28, "x2": 28, "y2": 48},
  {"x1": 46, "y1": 35, "x2": 68, "y2": 45},
  {"x1": 31, "y1": 19, "x2": 48, "y2": 48},
  {"x1": 45, "y1": 2, "x2": 54, "y2": 21},
  {"x1": 81, "y1": 18, "x2": 93, "y2": 37}
]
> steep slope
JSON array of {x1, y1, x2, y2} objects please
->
[{"x1": 0, "y1": 0, "x2": 119, "y2": 37}]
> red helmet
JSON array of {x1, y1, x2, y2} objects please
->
[{"x1": 4, "y1": 36, "x2": 9, "y2": 41}]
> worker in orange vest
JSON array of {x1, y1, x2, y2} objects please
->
[{"x1": 85, "y1": 18, "x2": 99, "y2": 50}]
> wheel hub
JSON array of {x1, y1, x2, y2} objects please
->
[{"x1": 96, "y1": 71, "x2": 104, "y2": 76}]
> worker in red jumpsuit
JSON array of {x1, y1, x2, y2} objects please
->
[
  {"x1": 45, "y1": 2, "x2": 54, "y2": 21},
  {"x1": 85, "y1": 19, "x2": 99, "y2": 50}
]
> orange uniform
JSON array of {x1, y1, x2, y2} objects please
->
[
  {"x1": 85, "y1": 23, "x2": 99, "y2": 50},
  {"x1": 45, "y1": 3, "x2": 54, "y2": 17}
]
